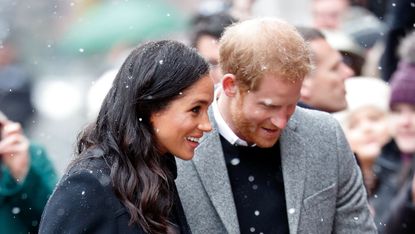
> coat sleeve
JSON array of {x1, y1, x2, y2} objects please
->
[
  {"x1": 331, "y1": 119, "x2": 377, "y2": 233},
  {"x1": 39, "y1": 169, "x2": 117, "y2": 234}
]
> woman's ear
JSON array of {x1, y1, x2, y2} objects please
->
[{"x1": 222, "y1": 74, "x2": 237, "y2": 97}]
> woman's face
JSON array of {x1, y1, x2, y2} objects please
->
[
  {"x1": 389, "y1": 103, "x2": 415, "y2": 154},
  {"x1": 345, "y1": 107, "x2": 390, "y2": 161},
  {"x1": 151, "y1": 75, "x2": 214, "y2": 160}
]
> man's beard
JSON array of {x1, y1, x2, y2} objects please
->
[{"x1": 230, "y1": 98, "x2": 279, "y2": 148}]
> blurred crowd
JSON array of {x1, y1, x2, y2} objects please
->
[{"x1": 1, "y1": 0, "x2": 415, "y2": 233}]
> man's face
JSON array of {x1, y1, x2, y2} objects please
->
[
  {"x1": 228, "y1": 74, "x2": 302, "y2": 148},
  {"x1": 389, "y1": 103, "x2": 415, "y2": 154},
  {"x1": 196, "y1": 34, "x2": 222, "y2": 84},
  {"x1": 302, "y1": 38, "x2": 354, "y2": 113}
]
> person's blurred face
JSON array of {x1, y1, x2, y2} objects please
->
[
  {"x1": 389, "y1": 103, "x2": 415, "y2": 154},
  {"x1": 345, "y1": 107, "x2": 390, "y2": 161},
  {"x1": 312, "y1": 0, "x2": 348, "y2": 30},
  {"x1": 151, "y1": 75, "x2": 214, "y2": 160},
  {"x1": 302, "y1": 38, "x2": 354, "y2": 113},
  {"x1": 196, "y1": 34, "x2": 222, "y2": 84},
  {"x1": 228, "y1": 74, "x2": 302, "y2": 148}
]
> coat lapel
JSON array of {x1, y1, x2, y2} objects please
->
[
  {"x1": 192, "y1": 117, "x2": 240, "y2": 234},
  {"x1": 280, "y1": 111, "x2": 306, "y2": 234}
]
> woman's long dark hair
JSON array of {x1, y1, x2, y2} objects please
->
[{"x1": 75, "y1": 40, "x2": 209, "y2": 233}]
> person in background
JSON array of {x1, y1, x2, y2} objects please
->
[
  {"x1": 0, "y1": 38, "x2": 35, "y2": 129},
  {"x1": 39, "y1": 40, "x2": 214, "y2": 234},
  {"x1": 323, "y1": 31, "x2": 366, "y2": 76},
  {"x1": 312, "y1": 0, "x2": 350, "y2": 30},
  {"x1": 379, "y1": 0, "x2": 415, "y2": 82},
  {"x1": 0, "y1": 111, "x2": 57, "y2": 234},
  {"x1": 296, "y1": 26, "x2": 355, "y2": 113},
  {"x1": 311, "y1": 0, "x2": 385, "y2": 50},
  {"x1": 176, "y1": 18, "x2": 376, "y2": 234},
  {"x1": 334, "y1": 77, "x2": 391, "y2": 196},
  {"x1": 190, "y1": 11, "x2": 236, "y2": 85},
  {"x1": 372, "y1": 30, "x2": 415, "y2": 234}
]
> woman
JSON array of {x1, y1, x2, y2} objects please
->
[
  {"x1": 39, "y1": 40, "x2": 214, "y2": 234},
  {"x1": 333, "y1": 77, "x2": 391, "y2": 196}
]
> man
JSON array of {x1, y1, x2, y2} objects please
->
[
  {"x1": 190, "y1": 12, "x2": 235, "y2": 84},
  {"x1": 176, "y1": 18, "x2": 376, "y2": 234},
  {"x1": 296, "y1": 27, "x2": 354, "y2": 113}
]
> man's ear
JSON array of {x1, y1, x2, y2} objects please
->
[
  {"x1": 300, "y1": 76, "x2": 312, "y2": 100},
  {"x1": 222, "y1": 74, "x2": 238, "y2": 97}
]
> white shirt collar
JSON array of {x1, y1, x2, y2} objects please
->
[{"x1": 212, "y1": 88, "x2": 254, "y2": 147}]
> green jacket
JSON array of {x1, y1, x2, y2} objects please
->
[{"x1": 0, "y1": 143, "x2": 58, "y2": 234}]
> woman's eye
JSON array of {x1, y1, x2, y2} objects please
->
[{"x1": 191, "y1": 106, "x2": 201, "y2": 114}]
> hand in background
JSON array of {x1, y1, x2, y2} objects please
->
[{"x1": 0, "y1": 120, "x2": 30, "y2": 182}]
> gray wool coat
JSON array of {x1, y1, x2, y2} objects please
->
[{"x1": 176, "y1": 107, "x2": 377, "y2": 234}]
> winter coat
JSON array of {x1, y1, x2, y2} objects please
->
[
  {"x1": 370, "y1": 140, "x2": 411, "y2": 233},
  {"x1": 384, "y1": 179, "x2": 415, "y2": 234},
  {"x1": 177, "y1": 107, "x2": 377, "y2": 234},
  {"x1": 39, "y1": 149, "x2": 191, "y2": 234}
]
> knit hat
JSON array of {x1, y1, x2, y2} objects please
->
[
  {"x1": 334, "y1": 76, "x2": 390, "y2": 128},
  {"x1": 389, "y1": 61, "x2": 415, "y2": 107}
]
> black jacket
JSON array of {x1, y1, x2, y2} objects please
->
[
  {"x1": 370, "y1": 140, "x2": 401, "y2": 232},
  {"x1": 370, "y1": 140, "x2": 415, "y2": 233},
  {"x1": 39, "y1": 151, "x2": 191, "y2": 234},
  {"x1": 384, "y1": 180, "x2": 415, "y2": 234}
]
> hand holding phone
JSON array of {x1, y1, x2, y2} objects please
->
[{"x1": 0, "y1": 112, "x2": 30, "y2": 181}]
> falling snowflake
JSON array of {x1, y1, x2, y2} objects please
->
[
  {"x1": 12, "y1": 207, "x2": 21, "y2": 214},
  {"x1": 230, "y1": 158, "x2": 240, "y2": 166}
]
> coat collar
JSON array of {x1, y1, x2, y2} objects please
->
[
  {"x1": 192, "y1": 110, "x2": 240, "y2": 233},
  {"x1": 280, "y1": 109, "x2": 306, "y2": 234}
]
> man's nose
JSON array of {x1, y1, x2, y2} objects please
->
[{"x1": 270, "y1": 113, "x2": 289, "y2": 130}]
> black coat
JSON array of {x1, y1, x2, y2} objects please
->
[
  {"x1": 370, "y1": 140, "x2": 415, "y2": 234},
  {"x1": 39, "y1": 152, "x2": 191, "y2": 234},
  {"x1": 384, "y1": 180, "x2": 415, "y2": 234}
]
